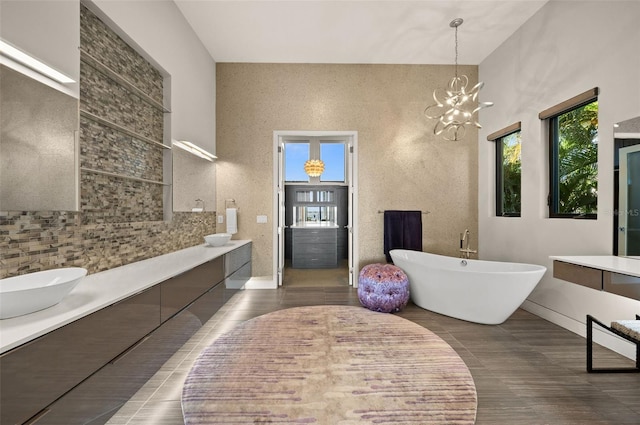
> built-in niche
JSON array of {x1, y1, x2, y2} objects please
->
[{"x1": 79, "y1": 3, "x2": 167, "y2": 223}]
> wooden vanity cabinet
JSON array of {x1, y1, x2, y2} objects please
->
[{"x1": 0, "y1": 285, "x2": 161, "y2": 425}]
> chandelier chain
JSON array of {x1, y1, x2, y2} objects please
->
[{"x1": 454, "y1": 25, "x2": 458, "y2": 79}]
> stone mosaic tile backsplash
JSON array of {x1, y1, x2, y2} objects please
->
[
  {"x1": 0, "y1": 211, "x2": 217, "y2": 279},
  {"x1": 79, "y1": 63, "x2": 164, "y2": 142},
  {"x1": 80, "y1": 117, "x2": 163, "y2": 181},
  {"x1": 80, "y1": 174, "x2": 164, "y2": 224}
]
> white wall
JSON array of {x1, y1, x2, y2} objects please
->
[
  {"x1": 0, "y1": 0, "x2": 80, "y2": 97},
  {"x1": 479, "y1": 1, "x2": 640, "y2": 357}
]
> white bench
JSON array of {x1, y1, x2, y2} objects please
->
[{"x1": 586, "y1": 314, "x2": 640, "y2": 373}]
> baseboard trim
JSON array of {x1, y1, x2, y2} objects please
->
[
  {"x1": 521, "y1": 300, "x2": 637, "y2": 360},
  {"x1": 243, "y1": 276, "x2": 277, "y2": 289}
]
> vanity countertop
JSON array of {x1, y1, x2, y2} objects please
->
[
  {"x1": 0, "y1": 240, "x2": 251, "y2": 354},
  {"x1": 550, "y1": 255, "x2": 640, "y2": 278}
]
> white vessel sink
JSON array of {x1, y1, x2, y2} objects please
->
[
  {"x1": 204, "y1": 233, "x2": 232, "y2": 247},
  {"x1": 0, "y1": 268, "x2": 87, "y2": 319}
]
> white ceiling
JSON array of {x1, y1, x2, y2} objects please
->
[{"x1": 174, "y1": 0, "x2": 548, "y2": 65}]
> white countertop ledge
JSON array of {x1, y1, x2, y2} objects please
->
[
  {"x1": 550, "y1": 255, "x2": 640, "y2": 278},
  {"x1": 290, "y1": 222, "x2": 339, "y2": 228},
  {"x1": 0, "y1": 240, "x2": 251, "y2": 354}
]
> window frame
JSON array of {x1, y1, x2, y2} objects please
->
[
  {"x1": 488, "y1": 122, "x2": 522, "y2": 218},
  {"x1": 540, "y1": 88, "x2": 599, "y2": 219},
  {"x1": 283, "y1": 140, "x2": 311, "y2": 183},
  {"x1": 283, "y1": 137, "x2": 347, "y2": 185}
]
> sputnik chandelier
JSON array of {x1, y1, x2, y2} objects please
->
[
  {"x1": 424, "y1": 18, "x2": 493, "y2": 141},
  {"x1": 304, "y1": 159, "x2": 325, "y2": 177}
]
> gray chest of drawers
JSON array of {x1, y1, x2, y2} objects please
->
[{"x1": 292, "y1": 227, "x2": 338, "y2": 268}]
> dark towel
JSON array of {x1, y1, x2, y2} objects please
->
[{"x1": 383, "y1": 210, "x2": 423, "y2": 263}]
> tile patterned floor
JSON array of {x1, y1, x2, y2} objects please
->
[{"x1": 107, "y1": 267, "x2": 640, "y2": 425}]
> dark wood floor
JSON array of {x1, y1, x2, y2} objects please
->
[{"x1": 109, "y1": 270, "x2": 640, "y2": 425}]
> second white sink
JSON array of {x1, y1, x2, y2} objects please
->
[{"x1": 0, "y1": 268, "x2": 87, "y2": 319}]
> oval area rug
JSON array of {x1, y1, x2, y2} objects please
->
[{"x1": 182, "y1": 305, "x2": 477, "y2": 424}]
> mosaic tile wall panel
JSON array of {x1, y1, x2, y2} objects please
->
[
  {"x1": 0, "y1": 212, "x2": 217, "y2": 279},
  {"x1": 80, "y1": 4, "x2": 163, "y2": 104},
  {"x1": 80, "y1": 63, "x2": 164, "y2": 142},
  {"x1": 80, "y1": 173, "x2": 164, "y2": 224},
  {"x1": 80, "y1": 116, "x2": 163, "y2": 181}
]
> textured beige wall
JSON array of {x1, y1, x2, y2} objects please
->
[
  {"x1": 216, "y1": 63, "x2": 478, "y2": 277},
  {"x1": 0, "y1": 66, "x2": 79, "y2": 211},
  {"x1": 172, "y1": 147, "x2": 216, "y2": 212}
]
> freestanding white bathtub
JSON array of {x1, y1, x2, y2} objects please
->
[{"x1": 389, "y1": 249, "x2": 546, "y2": 325}]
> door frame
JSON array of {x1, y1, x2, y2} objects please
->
[
  {"x1": 272, "y1": 130, "x2": 359, "y2": 287},
  {"x1": 618, "y1": 144, "x2": 640, "y2": 256}
]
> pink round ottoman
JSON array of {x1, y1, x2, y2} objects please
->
[{"x1": 358, "y1": 263, "x2": 410, "y2": 313}]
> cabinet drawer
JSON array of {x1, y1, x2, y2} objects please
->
[
  {"x1": 292, "y1": 246, "x2": 338, "y2": 268},
  {"x1": 161, "y1": 256, "x2": 224, "y2": 322},
  {"x1": 553, "y1": 260, "x2": 602, "y2": 290},
  {"x1": 224, "y1": 243, "x2": 251, "y2": 278},
  {"x1": 292, "y1": 256, "x2": 338, "y2": 268},
  {"x1": 225, "y1": 261, "x2": 252, "y2": 289},
  {"x1": 293, "y1": 229, "x2": 337, "y2": 244},
  {"x1": 294, "y1": 243, "x2": 336, "y2": 255},
  {"x1": 603, "y1": 271, "x2": 640, "y2": 300}
]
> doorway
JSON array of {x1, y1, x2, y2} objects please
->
[{"x1": 273, "y1": 131, "x2": 358, "y2": 287}]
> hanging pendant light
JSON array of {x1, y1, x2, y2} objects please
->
[
  {"x1": 304, "y1": 159, "x2": 325, "y2": 177},
  {"x1": 424, "y1": 18, "x2": 493, "y2": 141}
]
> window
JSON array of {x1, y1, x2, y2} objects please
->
[
  {"x1": 489, "y1": 122, "x2": 521, "y2": 217},
  {"x1": 320, "y1": 142, "x2": 345, "y2": 182},
  {"x1": 284, "y1": 142, "x2": 310, "y2": 182},
  {"x1": 541, "y1": 88, "x2": 598, "y2": 218},
  {"x1": 284, "y1": 139, "x2": 346, "y2": 184}
]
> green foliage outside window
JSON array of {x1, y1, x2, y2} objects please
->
[
  {"x1": 554, "y1": 101, "x2": 598, "y2": 215},
  {"x1": 500, "y1": 132, "x2": 521, "y2": 215}
]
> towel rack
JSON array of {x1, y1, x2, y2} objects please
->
[
  {"x1": 225, "y1": 199, "x2": 239, "y2": 211},
  {"x1": 377, "y1": 210, "x2": 430, "y2": 215}
]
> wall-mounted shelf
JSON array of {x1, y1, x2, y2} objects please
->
[
  {"x1": 80, "y1": 49, "x2": 169, "y2": 113},
  {"x1": 81, "y1": 167, "x2": 168, "y2": 186},
  {"x1": 80, "y1": 109, "x2": 168, "y2": 150}
]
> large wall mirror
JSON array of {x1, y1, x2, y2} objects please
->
[
  {"x1": 613, "y1": 116, "x2": 640, "y2": 258},
  {"x1": 0, "y1": 65, "x2": 79, "y2": 211},
  {"x1": 172, "y1": 146, "x2": 216, "y2": 212}
]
